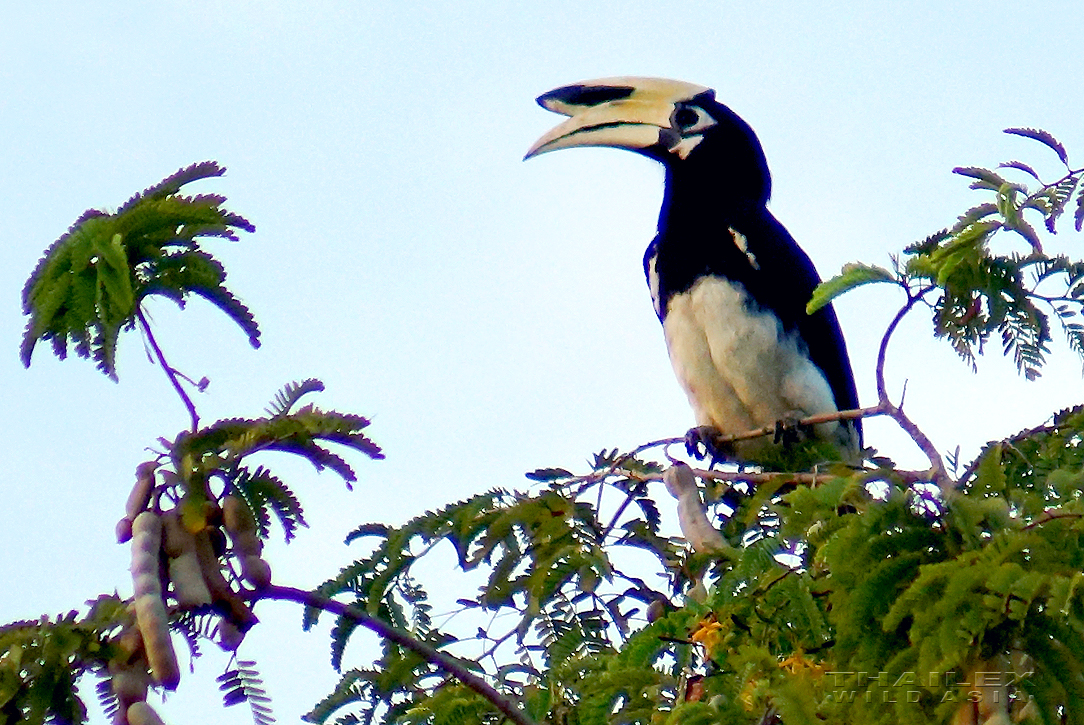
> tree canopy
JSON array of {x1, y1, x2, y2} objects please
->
[{"x1": 6, "y1": 128, "x2": 1084, "y2": 725}]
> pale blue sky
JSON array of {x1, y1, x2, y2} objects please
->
[{"x1": 3, "y1": 2, "x2": 1083, "y2": 723}]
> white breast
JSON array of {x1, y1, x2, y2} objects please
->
[{"x1": 661, "y1": 276, "x2": 841, "y2": 452}]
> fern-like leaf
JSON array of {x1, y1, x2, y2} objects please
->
[
  {"x1": 217, "y1": 660, "x2": 276, "y2": 725},
  {"x1": 266, "y1": 379, "x2": 326, "y2": 417},
  {"x1": 233, "y1": 466, "x2": 307, "y2": 542},
  {"x1": 1000, "y1": 160, "x2": 1042, "y2": 180},
  {"x1": 94, "y1": 677, "x2": 120, "y2": 723},
  {"x1": 303, "y1": 669, "x2": 373, "y2": 725},
  {"x1": 1004, "y1": 127, "x2": 1069, "y2": 166},
  {"x1": 21, "y1": 161, "x2": 258, "y2": 379}
]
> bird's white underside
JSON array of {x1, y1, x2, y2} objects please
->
[{"x1": 661, "y1": 275, "x2": 842, "y2": 448}]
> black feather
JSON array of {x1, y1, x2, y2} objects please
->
[{"x1": 645, "y1": 96, "x2": 861, "y2": 446}]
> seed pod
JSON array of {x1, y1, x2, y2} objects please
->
[
  {"x1": 115, "y1": 625, "x2": 144, "y2": 661},
  {"x1": 192, "y1": 528, "x2": 233, "y2": 602},
  {"x1": 168, "y1": 553, "x2": 213, "y2": 606},
  {"x1": 193, "y1": 529, "x2": 259, "y2": 629},
  {"x1": 663, "y1": 463, "x2": 696, "y2": 498},
  {"x1": 129, "y1": 512, "x2": 180, "y2": 690},
  {"x1": 203, "y1": 498, "x2": 223, "y2": 527},
  {"x1": 160, "y1": 513, "x2": 212, "y2": 607},
  {"x1": 126, "y1": 701, "x2": 166, "y2": 725},
  {"x1": 116, "y1": 517, "x2": 134, "y2": 544},
  {"x1": 161, "y1": 512, "x2": 186, "y2": 559},
  {"x1": 126, "y1": 462, "x2": 158, "y2": 521},
  {"x1": 241, "y1": 555, "x2": 272, "y2": 589},
  {"x1": 222, "y1": 495, "x2": 256, "y2": 536},
  {"x1": 208, "y1": 526, "x2": 229, "y2": 558},
  {"x1": 110, "y1": 665, "x2": 149, "y2": 709},
  {"x1": 664, "y1": 465, "x2": 726, "y2": 553},
  {"x1": 233, "y1": 530, "x2": 263, "y2": 557},
  {"x1": 646, "y1": 599, "x2": 666, "y2": 623}
]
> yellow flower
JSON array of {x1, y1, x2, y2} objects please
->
[
  {"x1": 779, "y1": 650, "x2": 826, "y2": 679},
  {"x1": 689, "y1": 615, "x2": 724, "y2": 659}
]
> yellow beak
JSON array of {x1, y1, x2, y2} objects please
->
[{"x1": 526, "y1": 76, "x2": 711, "y2": 159}]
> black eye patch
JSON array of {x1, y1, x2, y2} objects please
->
[{"x1": 536, "y1": 84, "x2": 635, "y2": 109}]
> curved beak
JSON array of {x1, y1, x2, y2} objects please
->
[{"x1": 525, "y1": 76, "x2": 711, "y2": 159}]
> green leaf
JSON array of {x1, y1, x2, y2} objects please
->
[
  {"x1": 20, "y1": 161, "x2": 258, "y2": 379},
  {"x1": 525, "y1": 468, "x2": 574, "y2": 482},
  {"x1": 806, "y1": 263, "x2": 895, "y2": 314},
  {"x1": 1000, "y1": 160, "x2": 1042, "y2": 180},
  {"x1": 1004, "y1": 127, "x2": 1069, "y2": 166},
  {"x1": 972, "y1": 443, "x2": 1006, "y2": 496},
  {"x1": 94, "y1": 233, "x2": 134, "y2": 317},
  {"x1": 1075, "y1": 187, "x2": 1084, "y2": 232},
  {"x1": 1008, "y1": 216, "x2": 1044, "y2": 253},
  {"x1": 953, "y1": 166, "x2": 1008, "y2": 190}
]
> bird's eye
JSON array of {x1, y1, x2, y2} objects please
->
[{"x1": 674, "y1": 107, "x2": 700, "y2": 129}]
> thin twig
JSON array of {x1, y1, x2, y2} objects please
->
[
  {"x1": 876, "y1": 287, "x2": 928, "y2": 404},
  {"x1": 600, "y1": 488, "x2": 641, "y2": 541},
  {"x1": 479, "y1": 623, "x2": 520, "y2": 667},
  {"x1": 249, "y1": 584, "x2": 538, "y2": 725},
  {"x1": 137, "y1": 308, "x2": 199, "y2": 432},
  {"x1": 704, "y1": 404, "x2": 888, "y2": 449},
  {"x1": 568, "y1": 436, "x2": 686, "y2": 498},
  {"x1": 1022, "y1": 511, "x2": 1084, "y2": 531},
  {"x1": 565, "y1": 406, "x2": 893, "y2": 499},
  {"x1": 873, "y1": 286, "x2": 955, "y2": 494},
  {"x1": 689, "y1": 465, "x2": 935, "y2": 486},
  {"x1": 580, "y1": 405, "x2": 891, "y2": 494}
]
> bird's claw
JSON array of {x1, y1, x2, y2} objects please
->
[
  {"x1": 684, "y1": 425, "x2": 713, "y2": 458},
  {"x1": 772, "y1": 415, "x2": 813, "y2": 446},
  {"x1": 685, "y1": 426, "x2": 731, "y2": 466}
]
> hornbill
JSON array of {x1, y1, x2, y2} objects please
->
[{"x1": 526, "y1": 77, "x2": 861, "y2": 463}]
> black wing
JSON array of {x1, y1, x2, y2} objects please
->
[{"x1": 730, "y1": 205, "x2": 862, "y2": 444}]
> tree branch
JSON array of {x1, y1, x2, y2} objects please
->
[
  {"x1": 703, "y1": 404, "x2": 887, "y2": 449},
  {"x1": 872, "y1": 286, "x2": 955, "y2": 495},
  {"x1": 248, "y1": 584, "x2": 538, "y2": 725},
  {"x1": 1022, "y1": 511, "x2": 1084, "y2": 530},
  {"x1": 689, "y1": 465, "x2": 935, "y2": 487},
  {"x1": 137, "y1": 308, "x2": 199, "y2": 432}
]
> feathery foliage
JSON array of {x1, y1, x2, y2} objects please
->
[
  {"x1": 10, "y1": 130, "x2": 1084, "y2": 725},
  {"x1": 20, "y1": 161, "x2": 259, "y2": 380},
  {"x1": 812, "y1": 129, "x2": 1084, "y2": 379},
  {"x1": 0, "y1": 595, "x2": 129, "y2": 724},
  {"x1": 305, "y1": 132, "x2": 1084, "y2": 725},
  {"x1": 165, "y1": 379, "x2": 383, "y2": 543},
  {"x1": 218, "y1": 660, "x2": 276, "y2": 725},
  {"x1": 7, "y1": 165, "x2": 385, "y2": 725}
]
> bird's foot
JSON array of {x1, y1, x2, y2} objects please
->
[
  {"x1": 685, "y1": 426, "x2": 733, "y2": 466},
  {"x1": 772, "y1": 414, "x2": 814, "y2": 447}
]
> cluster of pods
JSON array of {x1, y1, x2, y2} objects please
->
[{"x1": 111, "y1": 462, "x2": 272, "y2": 725}]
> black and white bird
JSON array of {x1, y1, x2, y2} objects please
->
[{"x1": 526, "y1": 77, "x2": 861, "y2": 463}]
